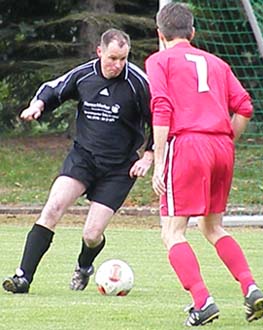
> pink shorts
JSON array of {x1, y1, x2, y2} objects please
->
[{"x1": 160, "y1": 133, "x2": 234, "y2": 217}]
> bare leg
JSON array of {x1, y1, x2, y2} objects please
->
[
  {"x1": 37, "y1": 176, "x2": 86, "y2": 230},
  {"x1": 3, "y1": 176, "x2": 86, "y2": 292},
  {"x1": 70, "y1": 202, "x2": 114, "y2": 290}
]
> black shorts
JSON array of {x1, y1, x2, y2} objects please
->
[{"x1": 59, "y1": 143, "x2": 138, "y2": 212}]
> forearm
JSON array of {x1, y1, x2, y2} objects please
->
[
  {"x1": 153, "y1": 125, "x2": 169, "y2": 166},
  {"x1": 151, "y1": 125, "x2": 169, "y2": 196},
  {"x1": 142, "y1": 150, "x2": 154, "y2": 162},
  {"x1": 231, "y1": 113, "x2": 251, "y2": 142}
]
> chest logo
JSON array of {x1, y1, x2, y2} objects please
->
[
  {"x1": 111, "y1": 104, "x2": 120, "y2": 114},
  {"x1": 99, "y1": 88, "x2": 110, "y2": 96}
]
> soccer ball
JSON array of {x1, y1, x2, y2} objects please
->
[{"x1": 95, "y1": 259, "x2": 134, "y2": 296}]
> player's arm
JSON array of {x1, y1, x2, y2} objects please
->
[
  {"x1": 152, "y1": 125, "x2": 169, "y2": 196},
  {"x1": 129, "y1": 74, "x2": 154, "y2": 178},
  {"x1": 231, "y1": 114, "x2": 250, "y2": 142},
  {"x1": 136, "y1": 67, "x2": 154, "y2": 153},
  {"x1": 129, "y1": 150, "x2": 153, "y2": 178},
  {"x1": 227, "y1": 66, "x2": 253, "y2": 142},
  {"x1": 145, "y1": 55, "x2": 172, "y2": 195},
  {"x1": 20, "y1": 67, "x2": 80, "y2": 122},
  {"x1": 20, "y1": 99, "x2": 45, "y2": 121}
]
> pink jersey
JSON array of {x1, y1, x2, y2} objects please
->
[{"x1": 145, "y1": 42, "x2": 253, "y2": 139}]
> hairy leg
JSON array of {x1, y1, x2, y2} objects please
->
[
  {"x1": 20, "y1": 176, "x2": 86, "y2": 283},
  {"x1": 37, "y1": 175, "x2": 86, "y2": 230}
]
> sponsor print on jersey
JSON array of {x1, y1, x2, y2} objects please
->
[{"x1": 83, "y1": 101, "x2": 120, "y2": 122}]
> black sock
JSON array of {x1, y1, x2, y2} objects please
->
[
  {"x1": 78, "y1": 235, "x2": 106, "y2": 268},
  {"x1": 20, "y1": 223, "x2": 54, "y2": 283}
]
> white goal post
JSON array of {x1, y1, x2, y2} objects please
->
[
  {"x1": 241, "y1": 0, "x2": 263, "y2": 58},
  {"x1": 159, "y1": 0, "x2": 263, "y2": 57},
  {"x1": 159, "y1": 0, "x2": 172, "y2": 9}
]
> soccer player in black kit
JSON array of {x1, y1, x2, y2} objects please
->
[{"x1": 3, "y1": 28, "x2": 153, "y2": 294}]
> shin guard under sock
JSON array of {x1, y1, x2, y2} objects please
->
[
  {"x1": 169, "y1": 242, "x2": 210, "y2": 309},
  {"x1": 78, "y1": 235, "x2": 106, "y2": 268},
  {"x1": 215, "y1": 235, "x2": 255, "y2": 295},
  {"x1": 20, "y1": 223, "x2": 54, "y2": 283}
]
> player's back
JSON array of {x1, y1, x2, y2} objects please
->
[{"x1": 146, "y1": 41, "x2": 247, "y2": 137}]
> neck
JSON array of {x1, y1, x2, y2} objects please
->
[{"x1": 163, "y1": 38, "x2": 189, "y2": 49}]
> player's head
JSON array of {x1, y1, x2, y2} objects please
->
[
  {"x1": 97, "y1": 29, "x2": 130, "y2": 79},
  {"x1": 100, "y1": 28, "x2": 131, "y2": 50},
  {"x1": 156, "y1": 2, "x2": 194, "y2": 42}
]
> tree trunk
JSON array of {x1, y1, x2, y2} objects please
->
[{"x1": 78, "y1": 0, "x2": 115, "y2": 59}]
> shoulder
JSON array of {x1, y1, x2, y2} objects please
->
[
  {"x1": 65, "y1": 58, "x2": 98, "y2": 81},
  {"x1": 191, "y1": 46, "x2": 229, "y2": 67},
  {"x1": 75, "y1": 58, "x2": 98, "y2": 71},
  {"x1": 145, "y1": 50, "x2": 173, "y2": 73},
  {"x1": 127, "y1": 62, "x2": 148, "y2": 85},
  {"x1": 146, "y1": 50, "x2": 163, "y2": 64}
]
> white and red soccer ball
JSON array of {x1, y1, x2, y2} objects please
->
[{"x1": 95, "y1": 259, "x2": 134, "y2": 296}]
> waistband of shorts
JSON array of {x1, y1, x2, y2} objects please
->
[{"x1": 168, "y1": 131, "x2": 231, "y2": 141}]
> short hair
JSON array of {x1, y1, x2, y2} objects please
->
[
  {"x1": 156, "y1": 2, "x2": 194, "y2": 41},
  {"x1": 100, "y1": 28, "x2": 131, "y2": 49}
]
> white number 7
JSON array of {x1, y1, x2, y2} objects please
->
[{"x1": 185, "y1": 54, "x2": 210, "y2": 92}]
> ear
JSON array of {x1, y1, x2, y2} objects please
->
[
  {"x1": 157, "y1": 28, "x2": 167, "y2": 49},
  {"x1": 157, "y1": 28, "x2": 165, "y2": 42},
  {"x1": 190, "y1": 27, "x2": 195, "y2": 41},
  {"x1": 97, "y1": 46, "x2": 102, "y2": 58}
]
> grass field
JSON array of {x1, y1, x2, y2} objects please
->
[
  {"x1": 1, "y1": 216, "x2": 263, "y2": 330},
  {"x1": 0, "y1": 134, "x2": 263, "y2": 211},
  {"x1": 0, "y1": 134, "x2": 157, "y2": 207}
]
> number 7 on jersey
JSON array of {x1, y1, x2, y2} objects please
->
[{"x1": 185, "y1": 54, "x2": 210, "y2": 93}]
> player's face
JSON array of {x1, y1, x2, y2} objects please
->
[{"x1": 97, "y1": 40, "x2": 129, "y2": 79}]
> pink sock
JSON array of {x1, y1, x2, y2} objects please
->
[
  {"x1": 215, "y1": 235, "x2": 254, "y2": 296},
  {"x1": 169, "y1": 242, "x2": 210, "y2": 309}
]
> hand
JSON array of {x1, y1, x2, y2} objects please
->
[
  {"x1": 129, "y1": 154, "x2": 153, "y2": 178},
  {"x1": 20, "y1": 100, "x2": 44, "y2": 121},
  {"x1": 152, "y1": 163, "x2": 166, "y2": 196}
]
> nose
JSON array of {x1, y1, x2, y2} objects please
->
[{"x1": 114, "y1": 60, "x2": 122, "y2": 69}]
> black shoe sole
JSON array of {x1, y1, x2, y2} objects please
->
[
  {"x1": 69, "y1": 282, "x2": 88, "y2": 291},
  {"x1": 201, "y1": 312, "x2": 220, "y2": 325},
  {"x1": 247, "y1": 298, "x2": 263, "y2": 322},
  {"x1": 2, "y1": 278, "x2": 29, "y2": 294},
  {"x1": 2, "y1": 278, "x2": 17, "y2": 293},
  {"x1": 185, "y1": 309, "x2": 220, "y2": 326}
]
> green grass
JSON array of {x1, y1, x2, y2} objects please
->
[
  {"x1": 0, "y1": 135, "x2": 158, "y2": 207},
  {"x1": 0, "y1": 134, "x2": 262, "y2": 210},
  {"x1": 1, "y1": 221, "x2": 263, "y2": 330},
  {"x1": 0, "y1": 144, "x2": 63, "y2": 204},
  {"x1": 231, "y1": 146, "x2": 263, "y2": 207}
]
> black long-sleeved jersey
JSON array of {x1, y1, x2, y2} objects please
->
[{"x1": 33, "y1": 59, "x2": 153, "y2": 164}]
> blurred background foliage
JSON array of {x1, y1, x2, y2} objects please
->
[
  {"x1": 0, "y1": 0, "x2": 263, "y2": 137},
  {"x1": 0, "y1": 0, "x2": 158, "y2": 135},
  {"x1": 0, "y1": 0, "x2": 262, "y2": 211}
]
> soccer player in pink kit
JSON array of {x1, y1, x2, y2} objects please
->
[{"x1": 145, "y1": 2, "x2": 263, "y2": 327}]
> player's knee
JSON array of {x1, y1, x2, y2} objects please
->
[
  {"x1": 161, "y1": 229, "x2": 169, "y2": 247},
  {"x1": 201, "y1": 224, "x2": 226, "y2": 245},
  {"x1": 83, "y1": 228, "x2": 103, "y2": 247},
  {"x1": 40, "y1": 202, "x2": 64, "y2": 225},
  {"x1": 161, "y1": 229, "x2": 184, "y2": 250}
]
